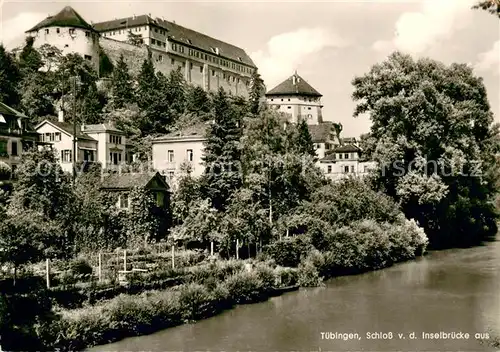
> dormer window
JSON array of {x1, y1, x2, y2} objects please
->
[{"x1": 69, "y1": 28, "x2": 75, "y2": 35}]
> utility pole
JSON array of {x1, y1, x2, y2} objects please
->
[{"x1": 72, "y1": 76, "x2": 78, "y2": 184}]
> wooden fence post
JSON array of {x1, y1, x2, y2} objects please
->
[
  {"x1": 98, "y1": 252, "x2": 102, "y2": 283},
  {"x1": 45, "y1": 258, "x2": 50, "y2": 289},
  {"x1": 123, "y1": 249, "x2": 127, "y2": 272},
  {"x1": 171, "y1": 245, "x2": 175, "y2": 269},
  {"x1": 236, "y1": 239, "x2": 239, "y2": 260}
]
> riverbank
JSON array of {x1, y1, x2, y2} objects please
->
[{"x1": 36, "y1": 217, "x2": 429, "y2": 352}]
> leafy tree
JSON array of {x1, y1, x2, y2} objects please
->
[
  {"x1": 18, "y1": 36, "x2": 43, "y2": 74},
  {"x1": 0, "y1": 44, "x2": 21, "y2": 107},
  {"x1": 110, "y1": 54, "x2": 134, "y2": 109},
  {"x1": 72, "y1": 164, "x2": 122, "y2": 251},
  {"x1": 248, "y1": 70, "x2": 265, "y2": 115},
  {"x1": 240, "y1": 109, "x2": 324, "y2": 239},
  {"x1": 37, "y1": 44, "x2": 62, "y2": 72},
  {"x1": 57, "y1": 53, "x2": 100, "y2": 123},
  {"x1": 19, "y1": 71, "x2": 56, "y2": 122},
  {"x1": 201, "y1": 88, "x2": 243, "y2": 211},
  {"x1": 171, "y1": 162, "x2": 202, "y2": 224},
  {"x1": 331, "y1": 122, "x2": 343, "y2": 145},
  {"x1": 352, "y1": 51, "x2": 499, "y2": 248},
  {"x1": 79, "y1": 83, "x2": 103, "y2": 124},
  {"x1": 8, "y1": 148, "x2": 76, "y2": 258},
  {"x1": 473, "y1": 0, "x2": 500, "y2": 17}
]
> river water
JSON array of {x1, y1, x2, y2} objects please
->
[{"x1": 92, "y1": 241, "x2": 500, "y2": 351}]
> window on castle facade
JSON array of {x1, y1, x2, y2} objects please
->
[
  {"x1": 85, "y1": 31, "x2": 91, "y2": 37},
  {"x1": 200, "y1": 66, "x2": 203, "y2": 73},
  {"x1": 84, "y1": 55, "x2": 92, "y2": 60},
  {"x1": 45, "y1": 29, "x2": 49, "y2": 34},
  {"x1": 327, "y1": 165, "x2": 332, "y2": 173},
  {"x1": 56, "y1": 28, "x2": 60, "y2": 34}
]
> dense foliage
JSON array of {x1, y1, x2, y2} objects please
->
[{"x1": 352, "y1": 52, "x2": 499, "y2": 248}]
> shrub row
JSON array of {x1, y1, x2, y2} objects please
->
[
  {"x1": 37, "y1": 265, "x2": 299, "y2": 352},
  {"x1": 296, "y1": 219, "x2": 428, "y2": 286}
]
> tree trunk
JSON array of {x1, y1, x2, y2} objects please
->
[
  {"x1": 13, "y1": 266, "x2": 17, "y2": 287},
  {"x1": 247, "y1": 242, "x2": 251, "y2": 258}
]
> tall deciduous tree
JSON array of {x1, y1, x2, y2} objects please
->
[
  {"x1": 352, "y1": 51, "x2": 499, "y2": 248},
  {"x1": 8, "y1": 148, "x2": 76, "y2": 258},
  {"x1": 201, "y1": 87, "x2": 243, "y2": 211},
  {"x1": 18, "y1": 37, "x2": 43, "y2": 74}
]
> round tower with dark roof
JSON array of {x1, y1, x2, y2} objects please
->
[
  {"x1": 265, "y1": 72, "x2": 323, "y2": 125},
  {"x1": 25, "y1": 6, "x2": 100, "y2": 73}
]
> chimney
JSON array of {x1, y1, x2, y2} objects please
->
[
  {"x1": 58, "y1": 110, "x2": 64, "y2": 123},
  {"x1": 292, "y1": 75, "x2": 296, "y2": 85},
  {"x1": 133, "y1": 14, "x2": 136, "y2": 20}
]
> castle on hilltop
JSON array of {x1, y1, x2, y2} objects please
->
[{"x1": 25, "y1": 6, "x2": 257, "y2": 97}]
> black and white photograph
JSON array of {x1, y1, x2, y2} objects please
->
[{"x1": 0, "y1": 0, "x2": 499, "y2": 351}]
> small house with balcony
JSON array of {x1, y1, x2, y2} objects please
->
[
  {"x1": 36, "y1": 115, "x2": 133, "y2": 173},
  {"x1": 36, "y1": 116, "x2": 98, "y2": 173},
  {"x1": 0, "y1": 102, "x2": 40, "y2": 173}
]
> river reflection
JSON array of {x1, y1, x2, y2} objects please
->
[{"x1": 91, "y1": 241, "x2": 500, "y2": 352}]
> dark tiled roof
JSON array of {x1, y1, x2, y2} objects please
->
[
  {"x1": 26, "y1": 6, "x2": 95, "y2": 33},
  {"x1": 83, "y1": 123, "x2": 123, "y2": 133},
  {"x1": 308, "y1": 122, "x2": 333, "y2": 143},
  {"x1": 41, "y1": 121, "x2": 97, "y2": 141},
  {"x1": 332, "y1": 144, "x2": 361, "y2": 153},
  {"x1": 93, "y1": 15, "x2": 255, "y2": 67},
  {"x1": 100, "y1": 172, "x2": 169, "y2": 190},
  {"x1": 0, "y1": 102, "x2": 27, "y2": 118},
  {"x1": 266, "y1": 73, "x2": 322, "y2": 97},
  {"x1": 154, "y1": 122, "x2": 208, "y2": 141}
]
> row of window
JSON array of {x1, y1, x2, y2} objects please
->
[
  {"x1": 0, "y1": 140, "x2": 18, "y2": 156},
  {"x1": 326, "y1": 165, "x2": 356, "y2": 174},
  {"x1": 272, "y1": 105, "x2": 312, "y2": 110},
  {"x1": 270, "y1": 97, "x2": 319, "y2": 103},
  {"x1": 166, "y1": 57, "x2": 248, "y2": 85},
  {"x1": 331, "y1": 152, "x2": 357, "y2": 160},
  {"x1": 167, "y1": 149, "x2": 193, "y2": 163},
  {"x1": 171, "y1": 43, "x2": 253, "y2": 74},
  {"x1": 40, "y1": 132, "x2": 61, "y2": 142},
  {"x1": 110, "y1": 135, "x2": 123, "y2": 144},
  {"x1": 43, "y1": 28, "x2": 92, "y2": 37}
]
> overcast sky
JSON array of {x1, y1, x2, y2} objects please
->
[{"x1": 0, "y1": 0, "x2": 499, "y2": 137}]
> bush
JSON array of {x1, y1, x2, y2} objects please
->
[
  {"x1": 274, "y1": 267, "x2": 298, "y2": 287},
  {"x1": 224, "y1": 271, "x2": 264, "y2": 304},
  {"x1": 305, "y1": 178, "x2": 404, "y2": 226},
  {"x1": 264, "y1": 236, "x2": 312, "y2": 267},
  {"x1": 297, "y1": 260, "x2": 323, "y2": 287}
]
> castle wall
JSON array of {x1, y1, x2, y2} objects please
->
[
  {"x1": 99, "y1": 38, "x2": 251, "y2": 97},
  {"x1": 99, "y1": 37, "x2": 149, "y2": 76}
]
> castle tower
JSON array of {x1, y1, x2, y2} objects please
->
[
  {"x1": 265, "y1": 72, "x2": 323, "y2": 125},
  {"x1": 25, "y1": 6, "x2": 100, "y2": 74}
]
